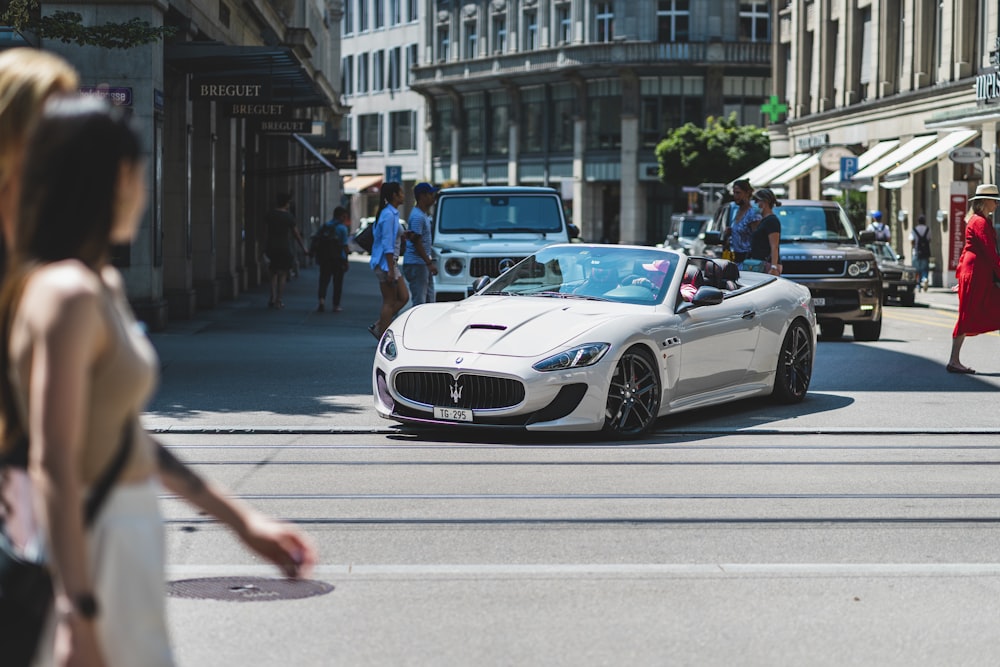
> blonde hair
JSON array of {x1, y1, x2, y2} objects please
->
[
  {"x1": 965, "y1": 198, "x2": 993, "y2": 224},
  {"x1": 0, "y1": 48, "x2": 79, "y2": 187}
]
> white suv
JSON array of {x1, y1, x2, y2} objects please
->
[{"x1": 431, "y1": 187, "x2": 571, "y2": 301}]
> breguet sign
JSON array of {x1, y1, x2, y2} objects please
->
[{"x1": 191, "y1": 76, "x2": 270, "y2": 101}]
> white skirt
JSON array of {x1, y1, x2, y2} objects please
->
[{"x1": 34, "y1": 479, "x2": 175, "y2": 667}]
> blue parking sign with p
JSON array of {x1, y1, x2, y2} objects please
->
[{"x1": 840, "y1": 156, "x2": 859, "y2": 181}]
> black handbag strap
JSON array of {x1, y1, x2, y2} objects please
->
[{"x1": 83, "y1": 420, "x2": 133, "y2": 527}]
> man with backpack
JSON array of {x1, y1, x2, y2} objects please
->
[
  {"x1": 911, "y1": 214, "x2": 932, "y2": 291},
  {"x1": 310, "y1": 206, "x2": 351, "y2": 312}
]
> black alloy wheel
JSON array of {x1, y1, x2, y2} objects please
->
[
  {"x1": 604, "y1": 346, "x2": 661, "y2": 437},
  {"x1": 771, "y1": 320, "x2": 813, "y2": 404}
]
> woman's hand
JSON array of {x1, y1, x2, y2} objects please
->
[
  {"x1": 235, "y1": 511, "x2": 318, "y2": 579},
  {"x1": 55, "y1": 613, "x2": 107, "y2": 667}
]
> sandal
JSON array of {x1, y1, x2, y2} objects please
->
[{"x1": 946, "y1": 363, "x2": 975, "y2": 374}]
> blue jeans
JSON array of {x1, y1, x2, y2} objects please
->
[
  {"x1": 402, "y1": 262, "x2": 434, "y2": 306},
  {"x1": 913, "y1": 257, "x2": 930, "y2": 284}
]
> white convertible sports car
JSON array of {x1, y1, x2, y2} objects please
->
[{"x1": 373, "y1": 244, "x2": 816, "y2": 437}]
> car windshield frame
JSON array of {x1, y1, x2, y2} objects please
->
[
  {"x1": 480, "y1": 246, "x2": 681, "y2": 306},
  {"x1": 437, "y1": 194, "x2": 565, "y2": 234},
  {"x1": 776, "y1": 204, "x2": 858, "y2": 244}
]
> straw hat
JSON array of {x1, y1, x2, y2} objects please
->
[{"x1": 969, "y1": 184, "x2": 1000, "y2": 201}]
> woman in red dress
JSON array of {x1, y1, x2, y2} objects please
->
[{"x1": 948, "y1": 184, "x2": 1000, "y2": 373}]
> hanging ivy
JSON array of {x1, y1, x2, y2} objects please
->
[{"x1": 3, "y1": 1, "x2": 175, "y2": 48}]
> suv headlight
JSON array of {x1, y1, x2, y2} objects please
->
[
  {"x1": 533, "y1": 343, "x2": 610, "y2": 372},
  {"x1": 847, "y1": 260, "x2": 873, "y2": 277},
  {"x1": 444, "y1": 258, "x2": 464, "y2": 276},
  {"x1": 378, "y1": 330, "x2": 397, "y2": 360}
]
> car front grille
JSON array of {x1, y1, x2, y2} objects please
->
[
  {"x1": 394, "y1": 372, "x2": 526, "y2": 409},
  {"x1": 809, "y1": 288, "x2": 861, "y2": 313},
  {"x1": 881, "y1": 270, "x2": 902, "y2": 280},
  {"x1": 782, "y1": 260, "x2": 846, "y2": 276},
  {"x1": 470, "y1": 257, "x2": 527, "y2": 278}
]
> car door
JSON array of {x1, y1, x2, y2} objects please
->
[{"x1": 673, "y1": 290, "x2": 762, "y2": 400}]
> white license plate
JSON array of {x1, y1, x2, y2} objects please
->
[
  {"x1": 434, "y1": 406, "x2": 473, "y2": 422},
  {"x1": 812, "y1": 297, "x2": 826, "y2": 307}
]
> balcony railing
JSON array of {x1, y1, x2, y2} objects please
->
[{"x1": 411, "y1": 40, "x2": 770, "y2": 87}]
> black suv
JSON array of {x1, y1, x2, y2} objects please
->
[{"x1": 702, "y1": 199, "x2": 882, "y2": 341}]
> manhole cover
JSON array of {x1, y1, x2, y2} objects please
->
[{"x1": 167, "y1": 577, "x2": 334, "y2": 602}]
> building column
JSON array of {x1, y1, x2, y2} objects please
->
[
  {"x1": 619, "y1": 70, "x2": 640, "y2": 244},
  {"x1": 191, "y1": 100, "x2": 220, "y2": 309},
  {"x1": 507, "y1": 84, "x2": 520, "y2": 185},
  {"x1": 216, "y1": 115, "x2": 242, "y2": 299},
  {"x1": 162, "y1": 72, "x2": 197, "y2": 319}
]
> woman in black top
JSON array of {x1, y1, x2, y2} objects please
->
[{"x1": 746, "y1": 188, "x2": 783, "y2": 276}]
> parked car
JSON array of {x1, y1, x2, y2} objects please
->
[
  {"x1": 431, "y1": 186, "x2": 570, "y2": 301},
  {"x1": 373, "y1": 244, "x2": 816, "y2": 437},
  {"x1": 662, "y1": 214, "x2": 711, "y2": 254},
  {"x1": 702, "y1": 199, "x2": 883, "y2": 341},
  {"x1": 867, "y1": 241, "x2": 919, "y2": 306}
]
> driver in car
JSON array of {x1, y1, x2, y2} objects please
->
[{"x1": 573, "y1": 260, "x2": 622, "y2": 296}]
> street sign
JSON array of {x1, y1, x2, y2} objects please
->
[
  {"x1": 80, "y1": 86, "x2": 132, "y2": 107},
  {"x1": 819, "y1": 146, "x2": 854, "y2": 170},
  {"x1": 948, "y1": 146, "x2": 987, "y2": 164},
  {"x1": 385, "y1": 165, "x2": 402, "y2": 184},
  {"x1": 839, "y1": 156, "x2": 859, "y2": 182}
]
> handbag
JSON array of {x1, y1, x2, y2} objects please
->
[{"x1": 0, "y1": 423, "x2": 133, "y2": 665}]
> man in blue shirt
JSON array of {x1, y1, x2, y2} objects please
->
[
  {"x1": 310, "y1": 206, "x2": 351, "y2": 312},
  {"x1": 402, "y1": 182, "x2": 439, "y2": 305}
]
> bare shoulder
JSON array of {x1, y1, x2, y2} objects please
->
[{"x1": 20, "y1": 261, "x2": 103, "y2": 330}]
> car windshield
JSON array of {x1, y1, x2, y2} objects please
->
[
  {"x1": 480, "y1": 245, "x2": 680, "y2": 305},
  {"x1": 437, "y1": 194, "x2": 564, "y2": 234},
  {"x1": 674, "y1": 218, "x2": 707, "y2": 239},
  {"x1": 867, "y1": 243, "x2": 898, "y2": 261},
  {"x1": 776, "y1": 205, "x2": 857, "y2": 243}
]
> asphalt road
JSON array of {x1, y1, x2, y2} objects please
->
[{"x1": 146, "y1": 262, "x2": 1000, "y2": 666}]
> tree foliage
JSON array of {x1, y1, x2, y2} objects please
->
[
  {"x1": 655, "y1": 114, "x2": 770, "y2": 187},
  {"x1": 2, "y1": 0, "x2": 174, "y2": 49}
]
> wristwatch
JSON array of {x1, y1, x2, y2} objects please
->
[{"x1": 73, "y1": 593, "x2": 100, "y2": 620}]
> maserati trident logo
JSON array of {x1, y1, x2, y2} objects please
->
[
  {"x1": 498, "y1": 257, "x2": 516, "y2": 273},
  {"x1": 449, "y1": 379, "x2": 463, "y2": 405}
]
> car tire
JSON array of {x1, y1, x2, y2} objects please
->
[
  {"x1": 771, "y1": 320, "x2": 813, "y2": 404},
  {"x1": 819, "y1": 321, "x2": 845, "y2": 341},
  {"x1": 852, "y1": 318, "x2": 882, "y2": 341},
  {"x1": 603, "y1": 346, "x2": 660, "y2": 437}
]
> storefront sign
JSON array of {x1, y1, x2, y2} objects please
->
[
  {"x1": 975, "y1": 71, "x2": 1000, "y2": 102},
  {"x1": 256, "y1": 119, "x2": 312, "y2": 134},
  {"x1": 948, "y1": 147, "x2": 987, "y2": 163},
  {"x1": 796, "y1": 133, "x2": 829, "y2": 151},
  {"x1": 226, "y1": 103, "x2": 292, "y2": 118},
  {"x1": 191, "y1": 77, "x2": 270, "y2": 101},
  {"x1": 80, "y1": 86, "x2": 132, "y2": 106},
  {"x1": 949, "y1": 184, "x2": 967, "y2": 271}
]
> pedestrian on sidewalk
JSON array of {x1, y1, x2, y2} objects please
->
[
  {"x1": 368, "y1": 181, "x2": 409, "y2": 339},
  {"x1": 910, "y1": 214, "x2": 932, "y2": 290},
  {"x1": 947, "y1": 184, "x2": 1000, "y2": 374},
  {"x1": 867, "y1": 210, "x2": 890, "y2": 242},
  {"x1": 311, "y1": 206, "x2": 350, "y2": 312},
  {"x1": 0, "y1": 97, "x2": 316, "y2": 667},
  {"x1": 402, "y1": 182, "x2": 439, "y2": 306},
  {"x1": 263, "y1": 192, "x2": 307, "y2": 309}
]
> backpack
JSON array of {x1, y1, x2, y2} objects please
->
[
  {"x1": 309, "y1": 224, "x2": 342, "y2": 264},
  {"x1": 354, "y1": 221, "x2": 376, "y2": 254},
  {"x1": 914, "y1": 227, "x2": 931, "y2": 259}
]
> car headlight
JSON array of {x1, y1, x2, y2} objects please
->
[
  {"x1": 903, "y1": 270, "x2": 917, "y2": 281},
  {"x1": 379, "y1": 329, "x2": 397, "y2": 360},
  {"x1": 847, "y1": 260, "x2": 872, "y2": 277},
  {"x1": 444, "y1": 258, "x2": 464, "y2": 276},
  {"x1": 532, "y1": 343, "x2": 610, "y2": 372}
]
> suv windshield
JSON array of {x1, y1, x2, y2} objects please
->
[
  {"x1": 438, "y1": 195, "x2": 564, "y2": 234},
  {"x1": 776, "y1": 205, "x2": 857, "y2": 243}
]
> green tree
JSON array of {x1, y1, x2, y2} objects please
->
[
  {"x1": 655, "y1": 113, "x2": 770, "y2": 187},
  {"x1": 2, "y1": 0, "x2": 174, "y2": 49}
]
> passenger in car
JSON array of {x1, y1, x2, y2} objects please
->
[{"x1": 679, "y1": 265, "x2": 700, "y2": 302}]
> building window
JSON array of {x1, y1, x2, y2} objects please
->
[
  {"x1": 657, "y1": 0, "x2": 690, "y2": 42},
  {"x1": 374, "y1": 0, "x2": 384, "y2": 29},
  {"x1": 341, "y1": 55, "x2": 354, "y2": 95},
  {"x1": 358, "y1": 52, "x2": 370, "y2": 93},
  {"x1": 390, "y1": 110, "x2": 416, "y2": 152},
  {"x1": 857, "y1": 7, "x2": 872, "y2": 102},
  {"x1": 594, "y1": 3, "x2": 613, "y2": 43},
  {"x1": 373, "y1": 49, "x2": 385, "y2": 91},
  {"x1": 388, "y1": 46, "x2": 402, "y2": 91},
  {"x1": 524, "y1": 10, "x2": 538, "y2": 50},
  {"x1": 435, "y1": 97, "x2": 453, "y2": 158},
  {"x1": 342, "y1": 0, "x2": 353, "y2": 34},
  {"x1": 489, "y1": 91, "x2": 510, "y2": 155},
  {"x1": 359, "y1": 113, "x2": 382, "y2": 153},
  {"x1": 639, "y1": 76, "x2": 705, "y2": 148},
  {"x1": 557, "y1": 4, "x2": 572, "y2": 44},
  {"x1": 406, "y1": 43, "x2": 418, "y2": 87},
  {"x1": 550, "y1": 83, "x2": 575, "y2": 152},
  {"x1": 739, "y1": 2, "x2": 769, "y2": 42},
  {"x1": 389, "y1": 0, "x2": 401, "y2": 26},
  {"x1": 587, "y1": 79, "x2": 622, "y2": 150},
  {"x1": 359, "y1": 0, "x2": 369, "y2": 31},
  {"x1": 466, "y1": 19, "x2": 479, "y2": 59},
  {"x1": 464, "y1": 92, "x2": 484, "y2": 156},
  {"x1": 438, "y1": 26, "x2": 451, "y2": 62},
  {"x1": 407, "y1": 0, "x2": 418, "y2": 22},
  {"x1": 493, "y1": 16, "x2": 507, "y2": 54},
  {"x1": 520, "y1": 87, "x2": 545, "y2": 154}
]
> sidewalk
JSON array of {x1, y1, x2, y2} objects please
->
[{"x1": 912, "y1": 285, "x2": 958, "y2": 312}]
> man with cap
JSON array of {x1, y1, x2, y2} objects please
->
[
  {"x1": 403, "y1": 182, "x2": 440, "y2": 306},
  {"x1": 867, "y1": 210, "x2": 890, "y2": 242}
]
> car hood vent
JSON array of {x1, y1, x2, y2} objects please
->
[{"x1": 467, "y1": 323, "x2": 508, "y2": 331}]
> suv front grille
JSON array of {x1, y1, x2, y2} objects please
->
[
  {"x1": 470, "y1": 257, "x2": 527, "y2": 278},
  {"x1": 395, "y1": 372, "x2": 526, "y2": 409},
  {"x1": 782, "y1": 260, "x2": 845, "y2": 276}
]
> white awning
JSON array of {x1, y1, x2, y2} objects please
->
[
  {"x1": 732, "y1": 157, "x2": 788, "y2": 188},
  {"x1": 746, "y1": 154, "x2": 813, "y2": 188},
  {"x1": 881, "y1": 129, "x2": 979, "y2": 183},
  {"x1": 767, "y1": 153, "x2": 820, "y2": 185},
  {"x1": 343, "y1": 173, "x2": 383, "y2": 194},
  {"x1": 849, "y1": 135, "x2": 938, "y2": 185},
  {"x1": 821, "y1": 139, "x2": 900, "y2": 185}
]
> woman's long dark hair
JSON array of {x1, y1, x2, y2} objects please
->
[
  {"x1": 0, "y1": 96, "x2": 142, "y2": 455},
  {"x1": 374, "y1": 181, "x2": 402, "y2": 224}
]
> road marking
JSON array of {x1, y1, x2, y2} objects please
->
[{"x1": 166, "y1": 563, "x2": 1000, "y2": 578}]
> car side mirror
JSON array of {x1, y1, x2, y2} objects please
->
[
  {"x1": 858, "y1": 230, "x2": 876, "y2": 244},
  {"x1": 691, "y1": 286, "x2": 725, "y2": 306},
  {"x1": 703, "y1": 230, "x2": 723, "y2": 247},
  {"x1": 471, "y1": 275, "x2": 492, "y2": 294}
]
